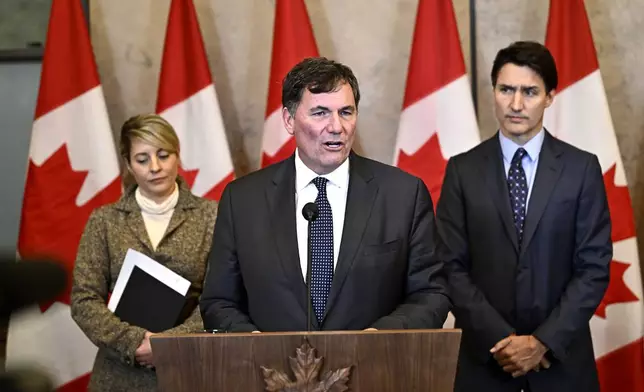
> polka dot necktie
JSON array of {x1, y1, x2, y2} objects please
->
[
  {"x1": 310, "y1": 177, "x2": 334, "y2": 323},
  {"x1": 508, "y1": 148, "x2": 528, "y2": 245}
]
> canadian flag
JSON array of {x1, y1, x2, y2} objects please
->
[
  {"x1": 393, "y1": 0, "x2": 480, "y2": 206},
  {"x1": 393, "y1": 0, "x2": 479, "y2": 329},
  {"x1": 6, "y1": 0, "x2": 122, "y2": 390},
  {"x1": 544, "y1": 0, "x2": 644, "y2": 390},
  {"x1": 156, "y1": 0, "x2": 234, "y2": 200},
  {"x1": 260, "y1": 0, "x2": 319, "y2": 168}
]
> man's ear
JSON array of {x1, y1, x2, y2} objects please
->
[
  {"x1": 545, "y1": 89, "x2": 556, "y2": 108},
  {"x1": 282, "y1": 107, "x2": 295, "y2": 136}
]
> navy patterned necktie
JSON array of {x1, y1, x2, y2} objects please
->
[
  {"x1": 310, "y1": 177, "x2": 334, "y2": 323},
  {"x1": 507, "y1": 148, "x2": 528, "y2": 245}
]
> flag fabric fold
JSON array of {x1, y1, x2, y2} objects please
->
[
  {"x1": 260, "y1": 0, "x2": 320, "y2": 168},
  {"x1": 393, "y1": 0, "x2": 480, "y2": 329},
  {"x1": 156, "y1": 0, "x2": 234, "y2": 200},
  {"x1": 7, "y1": 0, "x2": 122, "y2": 390},
  {"x1": 393, "y1": 0, "x2": 480, "y2": 206},
  {"x1": 544, "y1": 1, "x2": 644, "y2": 390}
]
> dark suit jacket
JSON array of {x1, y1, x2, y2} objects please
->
[
  {"x1": 436, "y1": 131, "x2": 612, "y2": 392},
  {"x1": 200, "y1": 152, "x2": 450, "y2": 332}
]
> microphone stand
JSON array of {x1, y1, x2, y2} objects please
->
[
  {"x1": 306, "y1": 220, "x2": 313, "y2": 333},
  {"x1": 301, "y1": 202, "x2": 318, "y2": 333}
]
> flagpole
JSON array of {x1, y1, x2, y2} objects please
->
[
  {"x1": 469, "y1": 0, "x2": 478, "y2": 117},
  {"x1": 81, "y1": 0, "x2": 90, "y2": 28}
]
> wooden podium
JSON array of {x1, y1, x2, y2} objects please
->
[{"x1": 151, "y1": 329, "x2": 461, "y2": 391}]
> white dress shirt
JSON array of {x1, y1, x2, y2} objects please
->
[
  {"x1": 295, "y1": 150, "x2": 350, "y2": 280},
  {"x1": 499, "y1": 128, "x2": 545, "y2": 212}
]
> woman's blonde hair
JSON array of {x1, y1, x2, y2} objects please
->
[{"x1": 119, "y1": 114, "x2": 180, "y2": 185}]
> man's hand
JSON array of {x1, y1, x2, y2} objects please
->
[
  {"x1": 532, "y1": 357, "x2": 552, "y2": 372},
  {"x1": 364, "y1": 328, "x2": 378, "y2": 331},
  {"x1": 490, "y1": 335, "x2": 548, "y2": 378},
  {"x1": 538, "y1": 357, "x2": 551, "y2": 370},
  {"x1": 135, "y1": 331, "x2": 155, "y2": 368}
]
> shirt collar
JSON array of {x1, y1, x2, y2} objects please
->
[
  {"x1": 499, "y1": 128, "x2": 545, "y2": 163},
  {"x1": 295, "y1": 149, "x2": 350, "y2": 192}
]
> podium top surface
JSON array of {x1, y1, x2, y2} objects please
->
[{"x1": 152, "y1": 328, "x2": 461, "y2": 340}]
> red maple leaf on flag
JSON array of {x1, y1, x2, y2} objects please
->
[
  {"x1": 594, "y1": 164, "x2": 639, "y2": 318},
  {"x1": 604, "y1": 165, "x2": 636, "y2": 243},
  {"x1": 57, "y1": 373, "x2": 91, "y2": 392},
  {"x1": 396, "y1": 133, "x2": 448, "y2": 207},
  {"x1": 177, "y1": 167, "x2": 232, "y2": 201},
  {"x1": 596, "y1": 261, "x2": 638, "y2": 318},
  {"x1": 202, "y1": 172, "x2": 234, "y2": 202},
  {"x1": 261, "y1": 137, "x2": 297, "y2": 168},
  {"x1": 18, "y1": 146, "x2": 121, "y2": 311},
  {"x1": 177, "y1": 166, "x2": 198, "y2": 189}
]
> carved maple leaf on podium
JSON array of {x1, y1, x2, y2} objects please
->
[{"x1": 261, "y1": 342, "x2": 351, "y2": 392}]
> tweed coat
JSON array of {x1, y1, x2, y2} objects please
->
[{"x1": 70, "y1": 179, "x2": 217, "y2": 392}]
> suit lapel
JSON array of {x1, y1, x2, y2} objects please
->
[
  {"x1": 125, "y1": 212, "x2": 153, "y2": 251},
  {"x1": 324, "y1": 154, "x2": 378, "y2": 319},
  {"x1": 484, "y1": 136, "x2": 520, "y2": 254},
  {"x1": 266, "y1": 156, "x2": 315, "y2": 326},
  {"x1": 117, "y1": 182, "x2": 198, "y2": 252},
  {"x1": 157, "y1": 188, "x2": 199, "y2": 247},
  {"x1": 163, "y1": 209, "x2": 188, "y2": 240},
  {"x1": 520, "y1": 132, "x2": 563, "y2": 256},
  {"x1": 116, "y1": 188, "x2": 154, "y2": 251}
]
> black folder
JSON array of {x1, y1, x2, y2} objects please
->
[{"x1": 113, "y1": 265, "x2": 189, "y2": 333}]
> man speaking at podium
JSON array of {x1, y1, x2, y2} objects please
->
[{"x1": 200, "y1": 57, "x2": 450, "y2": 332}]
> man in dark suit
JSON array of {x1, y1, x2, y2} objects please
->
[
  {"x1": 436, "y1": 41, "x2": 612, "y2": 392},
  {"x1": 200, "y1": 57, "x2": 450, "y2": 332}
]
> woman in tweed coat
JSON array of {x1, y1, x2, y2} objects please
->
[{"x1": 71, "y1": 114, "x2": 218, "y2": 391}]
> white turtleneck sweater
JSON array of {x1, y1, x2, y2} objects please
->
[{"x1": 135, "y1": 184, "x2": 179, "y2": 250}]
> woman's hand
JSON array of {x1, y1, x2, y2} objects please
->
[{"x1": 135, "y1": 331, "x2": 155, "y2": 368}]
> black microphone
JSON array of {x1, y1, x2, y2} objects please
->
[
  {"x1": 301, "y1": 202, "x2": 318, "y2": 332},
  {"x1": 0, "y1": 257, "x2": 67, "y2": 317}
]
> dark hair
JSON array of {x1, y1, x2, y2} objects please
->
[
  {"x1": 491, "y1": 41, "x2": 558, "y2": 93},
  {"x1": 282, "y1": 57, "x2": 360, "y2": 116}
]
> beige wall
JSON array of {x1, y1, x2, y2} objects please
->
[{"x1": 91, "y1": 0, "x2": 644, "y2": 237}]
